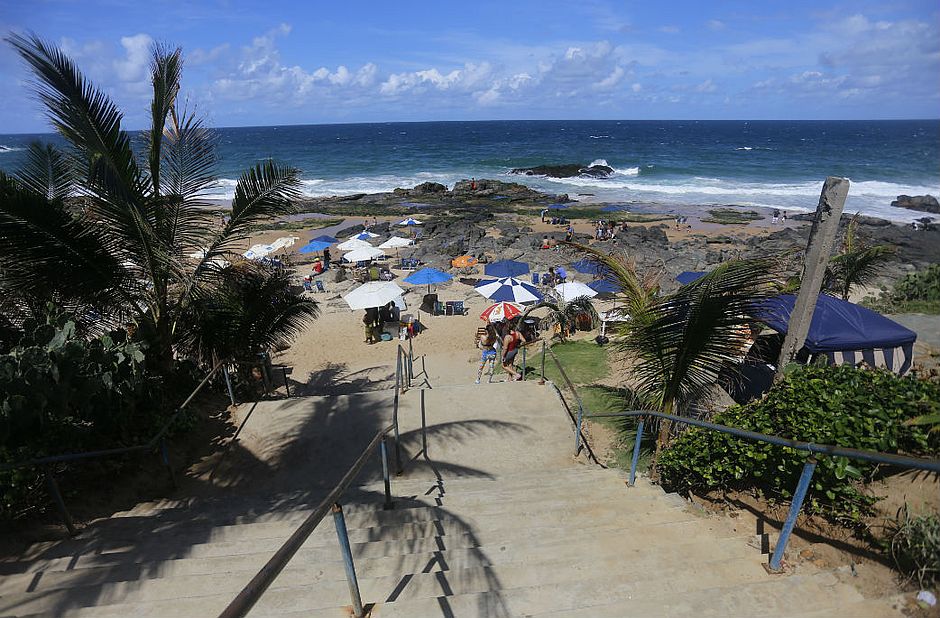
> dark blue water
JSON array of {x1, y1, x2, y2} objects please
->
[{"x1": 2, "y1": 120, "x2": 937, "y2": 221}]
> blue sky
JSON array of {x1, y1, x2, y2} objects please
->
[{"x1": 1, "y1": 0, "x2": 938, "y2": 133}]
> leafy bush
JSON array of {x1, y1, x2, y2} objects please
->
[
  {"x1": 0, "y1": 313, "x2": 172, "y2": 518},
  {"x1": 865, "y1": 264, "x2": 940, "y2": 314},
  {"x1": 887, "y1": 507, "x2": 940, "y2": 587},
  {"x1": 658, "y1": 365, "x2": 940, "y2": 523}
]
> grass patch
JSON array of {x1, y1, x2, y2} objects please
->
[
  {"x1": 701, "y1": 208, "x2": 763, "y2": 225},
  {"x1": 543, "y1": 340, "x2": 610, "y2": 384}
]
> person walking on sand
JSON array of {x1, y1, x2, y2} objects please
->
[
  {"x1": 501, "y1": 323, "x2": 524, "y2": 381},
  {"x1": 323, "y1": 246, "x2": 331, "y2": 270},
  {"x1": 565, "y1": 225, "x2": 573, "y2": 242},
  {"x1": 475, "y1": 323, "x2": 499, "y2": 384}
]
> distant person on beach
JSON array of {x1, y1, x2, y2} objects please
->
[
  {"x1": 675, "y1": 216, "x2": 681, "y2": 230},
  {"x1": 541, "y1": 235, "x2": 550, "y2": 249},
  {"x1": 565, "y1": 226, "x2": 573, "y2": 242},
  {"x1": 363, "y1": 308, "x2": 379, "y2": 344},
  {"x1": 470, "y1": 177, "x2": 476, "y2": 191},
  {"x1": 323, "y1": 247, "x2": 331, "y2": 269},
  {"x1": 772, "y1": 209, "x2": 780, "y2": 224},
  {"x1": 475, "y1": 323, "x2": 499, "y2": 384},
  {"x1": 501, "y1": 324, "x2": 524, "y2": 381},
  {"x1": 541, "y1": 208, "x2": 548, "y2": 223},
  {"x1": 782, "y1": 210, "x2": 788, "y2": 223}
]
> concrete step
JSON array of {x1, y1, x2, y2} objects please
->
[
  {"x1": 362, "y1": 572, "x2": 864, "y2": 618},
  {"x1": 0, "y1": 530, "x2": 762, "y2": 597},
  {"x1": 8, "y1": 489, "x2": 694, "y2": 569},
  {"x1": 0, "y1": 542, "x2": 769, "y2": 616},
  {"x1": 781, "y1": 597, "x2": 906, "y2": 617}
]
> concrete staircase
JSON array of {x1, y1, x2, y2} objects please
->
[{"x1": 0, "y1": 380, "x2": 906, "y2": 617}]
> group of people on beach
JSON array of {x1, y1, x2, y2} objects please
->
[
  {"x1": 771, "y1": 209, "x2": 788, "y2": 224},
  {"x1": 363, "y1": 302, "x2": 400, "y2": 344},
  {"x1": 475, "y1": 320, "x2": 528, "y2": 383},
  {"x1": 594, "y1": 220, "x2": 618, "y2": 240}
]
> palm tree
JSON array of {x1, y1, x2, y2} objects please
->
[
  {"x1": 0, "y1": 34, "x2": 317, "y2": 371},
  {"x1": 572, "y1": 243, "x2": 779, "y2": 460},
  {"x1": 521, "y1": 296, "x2": 599, "y2": 341},
  {"x1": 825, "y1": 214, "x2": 895, "y2": 301}
]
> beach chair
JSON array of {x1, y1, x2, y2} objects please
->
[
  {"x1": 446, "y1": 300, "x2": 466, "y2": 316},
  {"x1": 302, "y1": 280, "x2": 313, "y2": 292},
  {"x1": 420, "y1": 293, "x2": 439, "y2": 314},
  {"x1": 315, "y1": 280, "x2": 325, "y2": 293},
  {"x1": 531, "y1": 272, "x2": 539, "y2": 286}
]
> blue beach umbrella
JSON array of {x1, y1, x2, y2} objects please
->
[
  {"x1": 299, "y1": 240, "x2": 332, "y2": 254},
  {"x1": 353, "y1": 231, "x2": 380, "y2": 240},
  {"x1": 404, "y1": 267, "x2": 453, "y2": 293},
  {"x1": 588, "y1": 279, "x2": 621, "y2": 294},
  {"x1": 570, "y1": 259, "x2": 607, "y2": 275},
  {"x1": 484, "y1": 259, "x2": 530, "y2": 278},
  {"x1": 676, "y1": 271, "x2": 707, "y2": 285},
  {"x1": 474, "y1": 277, "x2": 543, "y2": 304},
  {"x1": 312, "y1": 234, "x2": 338, "y2": 244},
  {"x1": 398, "y1": 217, "x2": 423, "y2": 226}
]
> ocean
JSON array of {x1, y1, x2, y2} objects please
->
[{"x1": 2, "y1": 120, "x2": 938, "y2": 222}]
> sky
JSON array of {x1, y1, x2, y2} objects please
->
[{"x1": 1, "y1": 0, "x2": 938, "y2": 133}]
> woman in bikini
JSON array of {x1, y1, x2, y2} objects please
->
[{"x1": 475, "y1": 323, "x2": 499, "y2": 384}]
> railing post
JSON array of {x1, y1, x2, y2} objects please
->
[
  {"x1": 160, "y1": 439, "x2": 177, "y2": 488},
  {"x1": 521, "y1": 345, "x2": 527, "y2": 381},
  {"x1": 380, "y1": 436, "x2": 393, "y2": 510},
  {"x1": 769, "y1": 457, "x2": 817, "y2": 571},
  {"x1": 282, "y1": 367, "x2": 290, "y2": 398},
  {"x1": 43, "y1": 467, "x2": 75, "y2": 536},
  {"x1": 332, "y1": 503, "x2": 365, "y2": 617},
  {"x1": 408, "y1": 337, "x2": 414, "y2": 384},
  {"x1": 539, "y1": 340, "x2": 546, "y2": 385},
  {"x1": 575, "y1": 401, "x2": 583, "y2": 456},
  {"x1": 420, "y1": 388, "x2": 428, "y2": 457},
  {"x1": 222, "y1": 364, "x2": 236, "y2": 406},
  {"x1": 393, "y1": 350, "x2": 403, "y2": 475},
  {"x1": 630, "y1": 417, "x2": 645, "y2": 486}
]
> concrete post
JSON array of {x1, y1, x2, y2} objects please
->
[{"x1": 774, "y1": 177, "x2": 849, "y2": 381}]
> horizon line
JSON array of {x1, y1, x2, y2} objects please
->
[{"x1": 2, "y1": 117, "x2": 939, "y2": 136}]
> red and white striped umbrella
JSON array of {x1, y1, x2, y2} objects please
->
[{"x1": 480, "y1": 302, "x2": 523, "y2": 323}]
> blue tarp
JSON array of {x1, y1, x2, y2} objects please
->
[
  {"x1": 676, "y1": 271, "x2": 707, "y2": 285},
  {"x1": 588, "y1": 279, "x2": 620, "y2": 294},
  {"x1": 311, "y1": 235, "x2": 338, "y2": 243},
  {"x1": 756, "y1": 294, "x2": 917, "y2": 353},
  {"x1": 570, "y1": 260, "x2": 607, "y2": 275},
  {"x1": 485, "y1": 259, "x2": 530, "y2": 278},
  {"x1": 299, "y1": 240, "x2": 332, "y2": 253}
]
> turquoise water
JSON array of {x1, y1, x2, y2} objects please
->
[{"x1": 2, "y1": 119, "x2": 938, "y2": 221}]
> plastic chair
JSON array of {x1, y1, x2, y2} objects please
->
[
  {"x1": 315, "y1": 280, "x2": 325, "y2": 293},
  {"x1": 531, "y1": 273, "x2": 539, "y2": 285},
  {"x1": 302, "y1": 281, "x2": 313, "y2": 292},
  {"x1": 451, "y1": 300, "x2": 465, "y2": 315}
]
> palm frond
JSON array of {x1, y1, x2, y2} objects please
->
[
  {"x1": 617, "y1": 258, "x2": 779, "y2": 412},
  {"x1": 7, "y1": 32, "x2": 142, "y2": 205},
  {"x1": 825, "y1": 213, "x2": 896, "y2": 300},
  {"x1": 147, "y1": 44, "x2": 183, "y2": 196},
  {"x1": 179, "y1": 263, "x2": 318, "y2": 363},
  {"x1": 0, "y1": 171, "x2": 135, "y2": 314},
  {"x1": 566, "y1": 242, "x2": 659, "y2": 319},
  {"x1": 15, "y1": 141, "x2": 75, "y2": 202}
]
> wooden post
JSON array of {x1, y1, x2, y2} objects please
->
[{"x1": 774, "y1": 176, "x2": 849, "y2": 380}]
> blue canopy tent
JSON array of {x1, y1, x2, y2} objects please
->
[
  {"x1": 403, "y1": 267, "x2": 453, "y2": 293},
  {"x1": 548, "y1": 203, "x2": 568, "y2": 209},
  {"x1": 485, "y1": 259, "x2": 530, "y2": 278},
  {"x1": 311, "y1": 235, "x2": 338, "y2": 244},
  {"x1": 588, "y1": 279, "x2": 620, "y2": 295},
  {"x1": 756, "y1": 294, "x2": 917, "y2": 374},
  {"x1": 676, "y1": 271, "x2": 706, "y2": 285}
]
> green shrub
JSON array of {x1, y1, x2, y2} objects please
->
[
  {"x1": 658, "y1": 365, "x2": 940, "y2": 523},
  {"x1": 0, "y1": 313, "x2": 173, "y2": 518},
  {"x1": 887, "y1": 507, "x2": 940, "y2": 587},
  {"x1": 864, "y1": 264, "x2": 940, "y2": 314}
]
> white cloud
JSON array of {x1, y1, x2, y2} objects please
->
[
  {"x1": 695, "y1": 79, "x2": 717, "y2": 92},
  {"x1": 594, "y1": 66, "x2": 625, "y2": 89},
  {"x1": 658, "y1": 26, "x2": 680, "y2": 34},
  {"x1": 706, "y1": 19, "x2": 726, "y2": 31},
  {"x1": 631, "y1": 82, "x2": 643, "y2": 92},
  {"x1": 114, "y1": 34, "x2": 153, "y2": 82}
]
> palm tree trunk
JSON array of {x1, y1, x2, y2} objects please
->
[{"x1": 651, "y1": 399, "x2": 675, "y2": 475}]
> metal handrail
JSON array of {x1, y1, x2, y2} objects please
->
[
  {"x1": 1, "y1": 360, "x2": 225, "y2": 534},
  {"x1": 220, "y1": 342, "x2": 413, "y2": 618},
  {"x1": 543, "y1": 344, "x2": 589, "y2": 455},
  {"x1": 584, "y1": 409, "x2": 940, "y2": 570}
]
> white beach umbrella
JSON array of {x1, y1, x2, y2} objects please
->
[
  {"x1": 554, "y1": 281, "x2": 598, "y2": 303},
  {"x1": 337, "y1": 238, "x2": 374, "y2": 251},
  {"x1": 379, "y1": 236, "x2": 413, "y2": 249},
  {"x1": 244, "y1": 243, "x2": 274, "y2": 260},
  {"x1": 343, "y1": 281, "x2": 406, "y2": 310},
  {"x1": 344, "y1": 246, "x2": 386, "y2": 262}
]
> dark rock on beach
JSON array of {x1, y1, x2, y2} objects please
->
[
  {"x1": 510, "y1": 163, "x2": 614, "y2": 179},
  {"x1": 891, "y1": 194, "x2": 940, "y2": 214}
]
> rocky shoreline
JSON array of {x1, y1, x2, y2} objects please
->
[{"x1": 289, "y1": 179, "x2": 939, "y2": 298}]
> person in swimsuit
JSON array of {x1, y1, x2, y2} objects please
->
[
  {"x1": 475, "y1": 323, "x2": 499, "y2": 384},
  {"x1": 501, "y1": 324, "x2": 524, "y2": 381}
]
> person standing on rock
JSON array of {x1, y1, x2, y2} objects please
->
[
  {"x1": 470, "y1": 177, "x2": 476, "y2": 191},
  {"x1": 565, "y1": 225, "x2": 573, "y2": 242},
  {"x1": 323, "y1": 247, "x2": 331, "y2": 270}
]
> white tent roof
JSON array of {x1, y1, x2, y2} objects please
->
[
  {"x1": 344, "y1": 246, "x2": 386, "y2": 262},
  {"x1": 337, "y1": 238, "x2": 374, "y2": 251},
  {"x1": 379, "y1": 236, "x2": 413, "y2": 249},
  {"x1": 554, "y1": 281, "x2": 598, "y2": 303}
]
